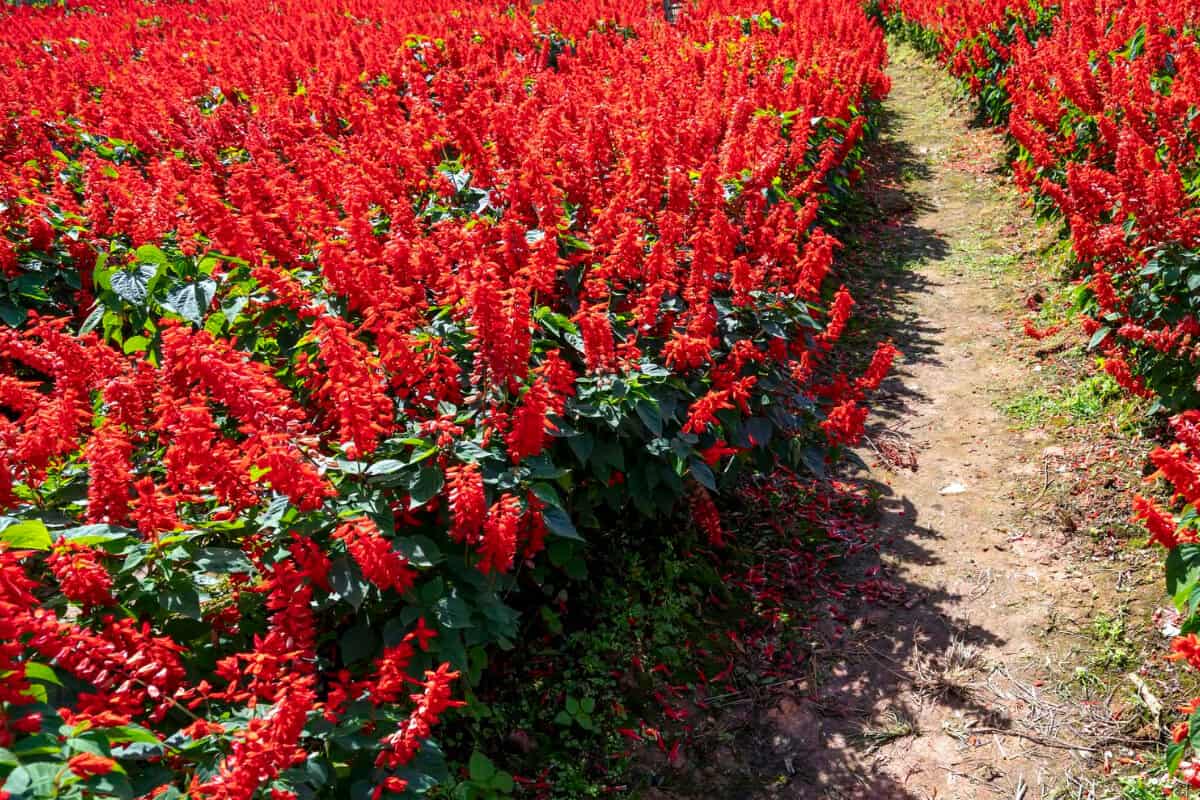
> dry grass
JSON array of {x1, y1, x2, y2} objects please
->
[
  {"x1": 912, "y1": 636, "x2": 983, "y2": 702},
  {"x1": 857, "y1": 708, "x2": 920, "y2": 752}
]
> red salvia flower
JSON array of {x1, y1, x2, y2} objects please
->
[
  {"x1": 47, "y1": 539, "x2": 114, "y2": 609},
  {"x1": 67, "y1": 753, "x2": 118, "y2": 778},
  {"x1": 333, "y1": 517, "x2": 415, "y2": 595},
  {"x1": 446, "y1": 464, "x2": 486, "y2": 545},
  {"x1": 478, "y1": 494, "x2": 522, "y2": 575}
]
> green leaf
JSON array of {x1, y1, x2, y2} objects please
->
[
  {"x1": 1166, "y1": 544, "x2": 1200, "y2": 608},
  {"x1": 408, "y1": 467, "x2": 445, "y2": 508},
  {"x1": 1087, "y1": 325, "x2": 1110, "y2": 350},
  {"x1": 543, "y1": 507, "x2": 583, "y2": 541},
  {"x1": 365, "y1": 459, "x2": 407, "y2": 476},
  {"x1": 102, "y1": 725, "x2": 162, "y2": 746},
  {"x1": 163, "y1": 586, "x2": 203, "y2": 620},
  {"x1": 330, "y1": 557, "x2": 367, "y2": 609},
  {"x1": 1167, "y1": 741, "x2": 1187, "y2": 774},
  {"x1": 529, "y1": 482, "x2": 563, "y2": 509},
  {"x1": 23, "y1": 661, "x2": 61, "y2": 686},
  {"x1": 3, "y1": 762, "x2": 60, "y2": 797},
  {"x1": 0, "y1": 301, "x2": 27, "y2": 327},
  {"x1": 88, "y1": 773, "x2": 135, "y2": 800},
  {"x1": 396, "y1": 535, "x2": 442, "y2": 567},
  {"x1": 193, "y1": 547, "x2": 253, "y2": 574},
  {"x1": 433, "y1": 591, "x2": 472, "y2": 629},
  {"x1": 258, "y1": 495, "x2": 290, "y2": 530},
  {"x1": 62, "y1": 524, "x2": 133, "y2": 547},
  {"x1": 468, "y1": 751, "x2": 496, "y2": 783},
  {"x1": 110, "y1": 265, "x2": 157, "y2": 305},
  {"x1": 0, "y1": 519, "x2": 52, "y2": 551},
  {"x1": 635, "y1": 400, "x2": 663, "y2": 436},
  {"x1": 567, "y1": 433, "x2": 594, "y2": 464},
  {"x1": 689, "y1": 459, "x2": 716, "y2": 491},
  {"x1": 339, "y1": 622, "x2": 377, "y2": 664},
  {"x1": 162, "y1": 279, "x2": 217, "y2": 323},
  {"x1": 134, "y1": 244, "x2": 168, "y2": 266},
  {"x1": 742, "y1": 416, "x2": 774, "y2": 447}
]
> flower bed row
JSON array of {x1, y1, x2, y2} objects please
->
[
  {"x1": 884, "y1": 0, "x2": 1200, "y2": 789},
  {"x1": 0, "y1": 1, "x2": 891, "y2": 798}
]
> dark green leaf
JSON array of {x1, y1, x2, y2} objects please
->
[
  {"x1": 110, "y1": 265, "x2": 157, "y2": 305},
  {"x1": 635, "y1": 400, "x2": 663, "y2": 436},
  {"x1": 162, "y1": 280, "x2": 217, "y2": 323},
  {"x1": 689, "y1": 459, "x2": 716, "y2": 491},
  {"x1": 340, "y1": 622, "x2": 377, "y2": 664},
  {"x1": 408, "y1": 467, "x2": 444, "y2": 508},
  {"x1": 543, "y1": 507, "x2": 583, "y2": 541},
  {"x1": 193, "y1": 547, "x2": 253, "y2": 574},
  {"x1": 468, "y1": 751, "x2": 496, "y2": 783},
  {"x1": 396, "y1": 535, "x2": 442, "y2": 567},
  {"x1": 434, "y1": 591, "x2": 472, "y2": 629},
  {"x1": 163, "y1": 586, "x2": 202, "y2": 620},
  {"x1": 1087, "y1": 325, "x2": 1110, "y2": 350},
  {"x1": 530, "y1": 482, "x2": 564, "y2": 509},
  {"x1": 330, "y1": 557, "x2": 368, "y2": 609}
]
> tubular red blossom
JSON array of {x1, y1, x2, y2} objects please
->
[
  {"x1": 0, "y1": 0, "x2": 896, "y2": 790},
  {"x1": 506, "y1": 379, "x2": 557, "y2": 463},
  {"x1": 518, "y1": 494, "x2": 548, "y2": 560},
  {"x1": 1021, "y1": 320, "x2": 1062, "y2": 341},
  {"x1": 369, "y1": 637, "x2": 419, "y2": 705},
  {"x1": 1171, "y1": 634, "x2": 1200, "y2": 671},
  {"x1": 819, "y1": 286, "x2": 855, "y2": 348},
  {"x1": 821, "y1": 399, "x2": 868, "y2": 447},
  {"x1": 47, "y1": 540, "x2": 114, "y2": 608},
  {"x1": 478, "y1": 493, "x2": 522, "y2": 575},
  {"x1": 533, "y1": 349, "x2": 577, "y2": 412},
  {"x1": 689, "y1": 484, "x2": 724, "y2": 547},
  {"x1": 27, "y1": 614, "x2": 187, "y2": 722},
  {"x1": 1132, "y1": 495, "x2": 1191, "y2": 549},
  {"x1": 1100, "y1": 352, "x2": 1152, "y2": 398},
  {"x1": 130, "y1": 477, "x2": 182, "y2": 540},
  {"x1": 243, "y1": 432, "x2": 334, "y2": 512},
  {"x1": 574, "y1": 303, "x2": 617, "y2": 374},
  {"x1": 854, "y1": 342, "x2": 899, "y2": 396},
  {"x1": 446, "y1": 464, "x2": 486, "y2": 545},
  {"x1": 288, "y1": 534, "x2": 332, "y2": 592},
  {"x1": 1151, "y1": 446, "x2": 1200, "y2": 506},
  {"x1": 192, "y1": 675, "x2": 316, "y2": 800},
  {"x1": 372, "y1": 777, "x2": 410, "y2": 800},
  {"x1": 299, "y1": 316, "x2": 393, "y2": 459},
  {"x1": 682, "y1": 389, "x2": 735, "y2": 435},
  {"x1": 83, "y1": 420, "x2": 133, "y2": 525},
  {"x1": 67, "y1": 753, "x2": 117, "y2": 777},
  {"x1": 160, "y1": 322, "x2": 309, "y2": 435},
  {"x1": 375, "y1": 663, "x2": 464, "y2": 769},
  {"x1": 333, "y1": 517, "x2": 415, "y2": 595}
]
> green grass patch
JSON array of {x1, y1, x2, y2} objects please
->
[{"x1": 1001, "y1": 372, "x2": 1140, "y2": 430}]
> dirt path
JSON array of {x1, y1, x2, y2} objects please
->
[{"x1": 741, "y1": 45, "x2": 1155, "y2": 799}]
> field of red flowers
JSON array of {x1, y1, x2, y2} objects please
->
[
  {"x1": 0, "y1": 1, "x2": 895, "y2": 798},
  {"x1": 885, "y1": 0, "x2": 1200, "y2": 788}
]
